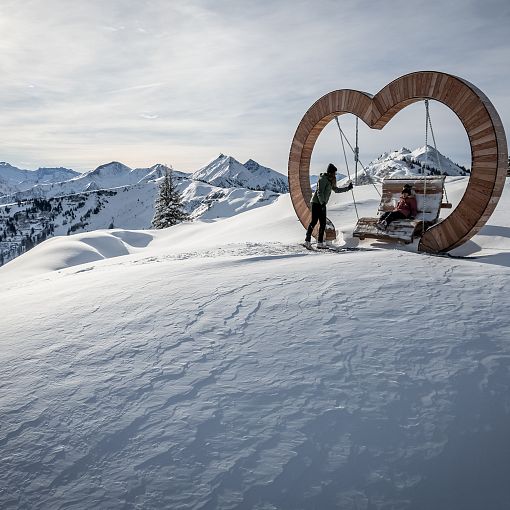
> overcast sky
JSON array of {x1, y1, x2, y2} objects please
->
[{"x1": 1, "y1": 0, "x2": 509, "y2": 174}]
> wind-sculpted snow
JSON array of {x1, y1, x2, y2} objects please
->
[
  {"x1": 1, "y1": 179, "x2": 510, "y2": 509},
  {"x1": 1, "y1": 251, "x2": 510, "y2": 509}
]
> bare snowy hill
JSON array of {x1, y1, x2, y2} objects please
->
[{"x1": 1, "y1": 178, "x2": 510, "y2": 509}]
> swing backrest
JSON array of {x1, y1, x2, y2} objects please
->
[{"x1": 378, "y1": 177, "x2": 446, "y2": 223}]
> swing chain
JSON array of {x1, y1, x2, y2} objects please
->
[
  {"x1": 336, "y1": 117, "x2": 359, "y2": 220},
  {"x1": 423, "y1": 100, "x2": 429, "y2": 234},
  {"x1": 334, "y1": 116, "x2": 381, "y2": 198}
]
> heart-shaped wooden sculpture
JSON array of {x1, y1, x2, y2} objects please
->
[{"x1": 288, "y1": 71, "x2": 508, "y2": 253}]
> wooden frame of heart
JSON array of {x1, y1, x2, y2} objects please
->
[{"x1": 288, "y1": 71, "x2": 508, "y2": 253}]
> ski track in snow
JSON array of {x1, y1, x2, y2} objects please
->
[{"x1": 1, "y1": 247, "x2": 510, "y2": 509}]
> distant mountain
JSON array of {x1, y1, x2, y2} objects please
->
[
  {"x1": 0, "y1": 175, "x2": 19, "y2": 196},
  {"x1": 70, "y1": 161, "x2": 173, "y2": 191},
  {"x1": 192, "y1": 154, "x2": 288, "y2": 193},
  {"x1": 243, "y1": 159, "x2": 289, "y2": 193},
  {"x1": 0, "y1": 162, "x2": 79, "y2": 191},
  {"x1": 357, "y1": 146, "x2": 469, "y2": 184},
  {"x1": 0, "y1": 162, "x2": 176, "y2": 204}
]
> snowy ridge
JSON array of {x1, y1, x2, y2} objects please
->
[
  {"x1": 357, "y1": 145, "x2": 469, "y2": 184},
  {"x1": 0, "y1": 162, "x2": 79, "y2": 193},
  {"x1": 0, "y1": 162, "x2": 172, "y2": 203},
  {"x1": 193, "y1": 154, "x2": 288, "y2": 193},
  {"x1": 244, "y1": 158, "x2": 289, "y2": 193}
]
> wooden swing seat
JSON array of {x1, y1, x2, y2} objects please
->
[{"x1": 353, "y1": 176, "x2": 448, "y2": 244}]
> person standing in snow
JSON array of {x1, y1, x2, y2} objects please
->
[
  {"x1": 305, "y1": 163, "x2": 353, "y2": 248},
  {"x1": 376, "y1": 184, "x2": 418, "y2": 230}
]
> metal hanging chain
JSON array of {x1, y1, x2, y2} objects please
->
[
  {"x1": 334, "y1": 116, "x2": 381, "y2": 197},
  {"x1": 423, "y1": 100, "x2": 429, "y2": 234},
  {"x1": 426, "y1": 100, "x2": 450, "y2": 204},
  {"x1": 336, "y1": 117, "x2": 359, "y2": 220},
  {"x1": 425, "y1": 100, "x2": 450, "y2": 210},
  {"x1": 354, "y1": 116, "x2": 359, "y2": 185},
  {"x1": 427, "y1": 106, "x2": 443, "y2": 175}
]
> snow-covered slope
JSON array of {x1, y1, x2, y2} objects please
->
[
  {"x1": 0, "y1": 175, "x2": 19, "y2": 195},
  {"x1": 358, "y1": 145, "x2": 469, "y2": 183},
  {"x1": 244, "y1": 158, "x2": 289, "y2": 193},
  {"x1": 0, "y1": 175, "x2": 280, "y2": 266},
  {"x1": 1, "y1": 178, "x2": 510, "y2": 509},
  {"x1": 193, "y1": 154, "x2": 288, "y2": 193}
]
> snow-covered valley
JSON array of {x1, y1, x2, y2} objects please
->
[{"x1": 1, "y1": 177, "x2": 510, "y2": 509}]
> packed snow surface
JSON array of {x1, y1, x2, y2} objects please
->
[{"x1": 1, "y1": 178, "x2": 510, "y2": 509}]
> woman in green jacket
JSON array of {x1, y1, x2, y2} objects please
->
[{"x1": 305, "y1": 163, "x2": 353, "y2": 248}]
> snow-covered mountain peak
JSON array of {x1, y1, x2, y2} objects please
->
[
  {"x1": 192, "y1": 154, "x2": 288, "y2": 193},
  {"x1": 244, "y1": 158, "x2": 263, "y2": 172},
  {"x1": 89, "y1": 161, "x2": 133, "y2": 177},
  {"x1": 0, "y1": 161, "x2": 17, "y2": 169},
  {"x1": 148, "y1": 163, "x2": 171, "y2": 173},
  {"x1": 193, "y1": 154, "x2": 257, "y2": 187},
  {"x1": 357, "y1": 145, "x2": 469, "y2": 183},
  {"x1": 34, "y1": 166, "x2": 79, "y2": 181}
]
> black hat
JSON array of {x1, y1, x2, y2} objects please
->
[
  {"x1": 402, "y1": 184, "x2": 412, "y2": 193},
  {"x1": 326, "y1": 163, "x2": 337, "y2": 174}
]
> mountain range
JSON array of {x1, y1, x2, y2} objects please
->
[
  {"x1": 0, "y1": 162, "x2": 79, "y2": 195},
  {"x1": 0, "y1": 155, "x2": 287, "y2": 265},
  {"x1": 0, "y1": 147, "x2": 467, "y2": 266}
]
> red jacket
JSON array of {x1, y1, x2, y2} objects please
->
[{"x1": 395, "y1": 195, "x2": 417, "y2": 218}]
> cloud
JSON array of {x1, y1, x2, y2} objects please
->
[{"x1": 0, "y1": 0, "x2": 508, "y2": 173}]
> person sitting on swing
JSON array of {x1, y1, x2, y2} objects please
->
[
  {"x1": 305, "y1": 163, "x2": 353, "y2": 248},
  {"x1": 377, "y1": 184, "x2": 418, "y2": 230}
]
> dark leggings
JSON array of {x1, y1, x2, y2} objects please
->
[
  {"x1": 380, "y1": 210, "x2": 407, "y2": 226},
  {"x1": 306, "y1": 202, "x2": 327, "y2": 242}
]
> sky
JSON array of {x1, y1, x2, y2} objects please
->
[{"x1": 0, "y1": 0, "x2": 509, "y2": 175}]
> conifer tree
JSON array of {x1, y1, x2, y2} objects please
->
[{"x1": 151, "y1": 168, "x2": 188, "y2": 229}]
